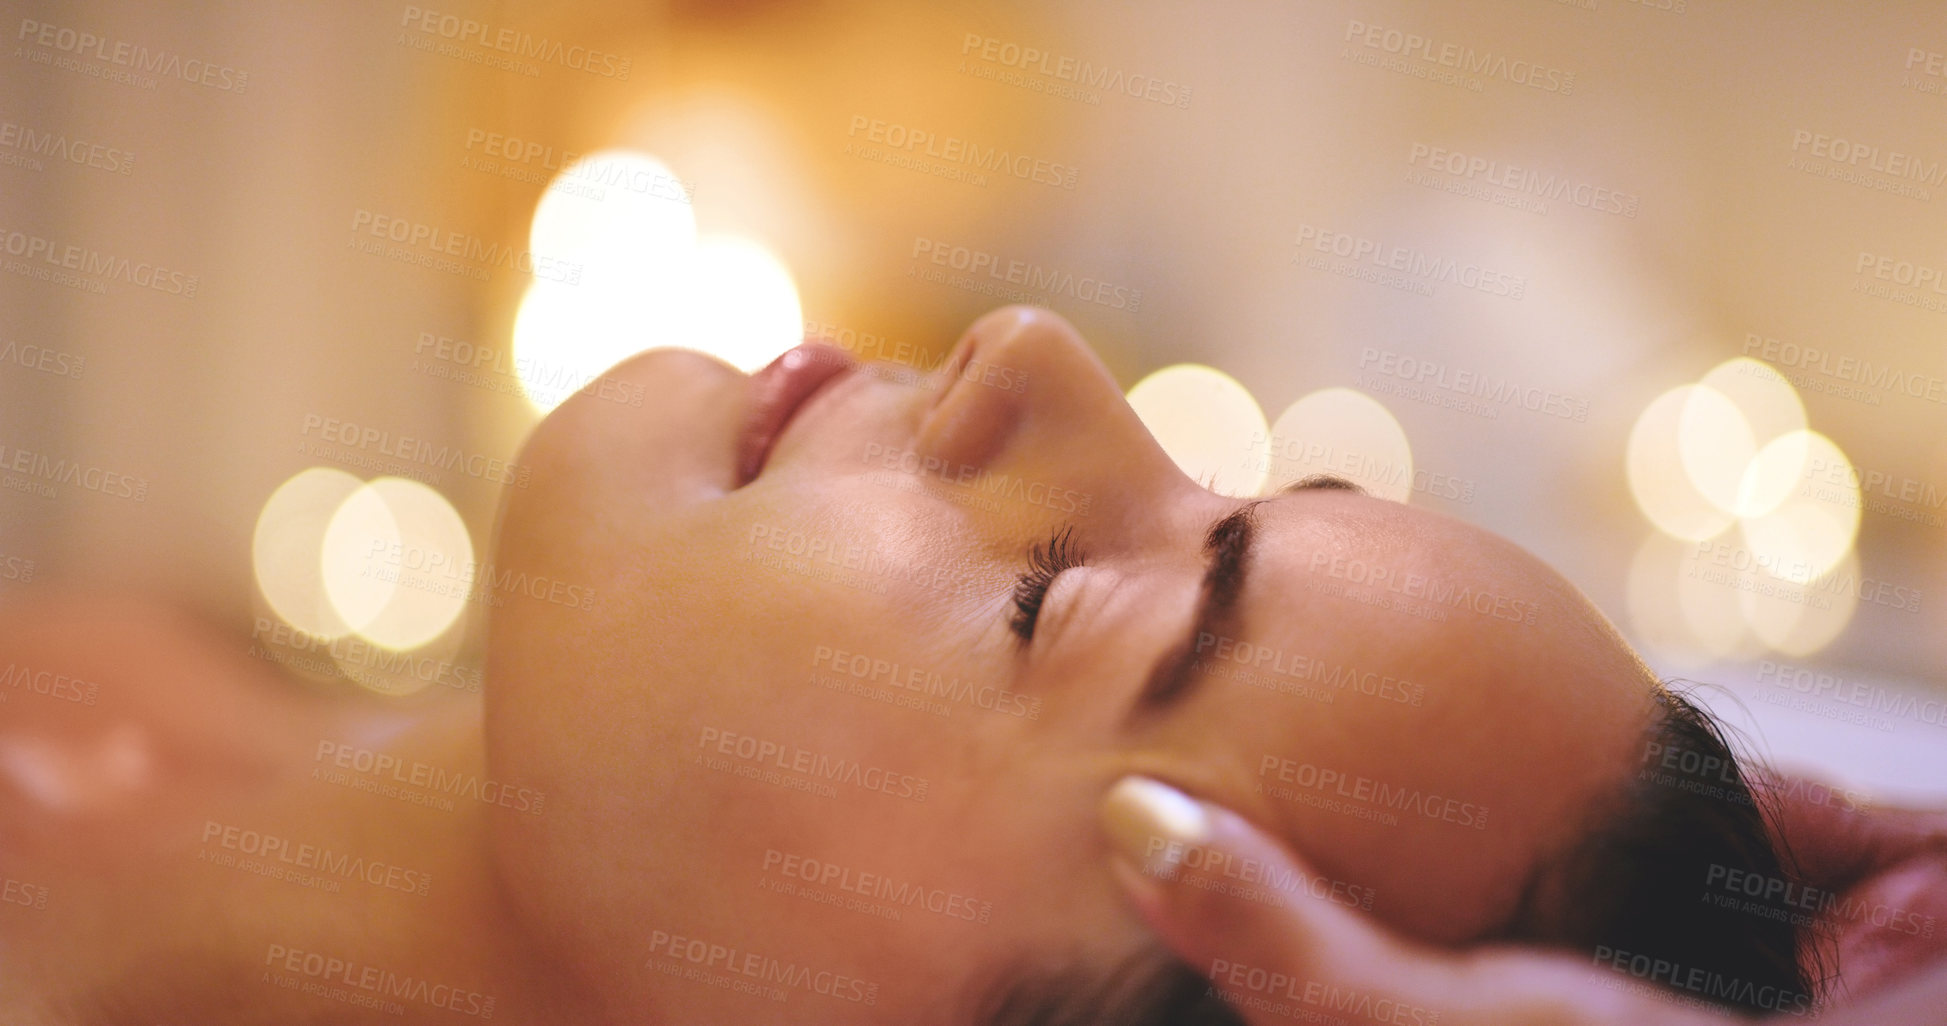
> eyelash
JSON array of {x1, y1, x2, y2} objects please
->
[{"x1": 1008, "y1": 525, "x2": 1085, "y2": 643}]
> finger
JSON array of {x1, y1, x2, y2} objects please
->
[{"x1": 1099, "y1": 775, "x2": 1734, "y2": 1026}]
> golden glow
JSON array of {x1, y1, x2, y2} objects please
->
[
  {"x1": 1262, "y1": 388, "x2": 1413, "y2": 502},
  {"x1": 320, "y1": 477, "x2": 474, "y2": 652},
  {"x1": 1627, "y1": 386, "x2": 1737, "y2": 540},
  {"x1": 1739, "y1": 548, "x2": 1860, "y2": 657},
  {"x1": 511, "y1": 281, "x2": 648, "y2": 413},
  {"x1": 528, "y1": 149, "x2": 696, "y2": 292},
  {"x1": 677, "y1": 234, "x2": 803, "y2": 373},
  {"x1": 1701, "y1": 358, "x2": 1809, "y2": 516},
  {"x1": 1677, "y1": 383, "x2": 1758, "y2": 516},
  {"x1": 1737, "y1": 431, "x2": 1861, "y2": 581},
  {"x1": 1630, "y1": 358, "x2": 1861, "y2": 655},
  {"x1": 1625, "y1": 531, "x2": 1758, "y2": 667},
  {"x1": 252, "y1": 467, "x2": 363, "y2": 640},
  {"x1": 1126, "y1": 364, "x2": 1269, "y2": 497},
  {"x1": 517, "y1": 149, "x2": 699, "y2": 413}
]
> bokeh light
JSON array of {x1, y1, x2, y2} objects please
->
[
  {"x1": 527, "y1": 149, "x2": 697, "y2": 293},
  {"x1": 320, "y1": 477, "x2": 474, "y2": 652},
  {"x1": 1262, "y1": 388, "x2": 1413, "y2": 502},
  {"x1": 1739, "y1": 548, "x2": 1861, "y2": 657},
  {"x1": 1625, "y1": 531, "x2": 1761, "y2": 667},
  {"x1": 1737, "y1": 431, "x2": 1861, "y2": 581},
  {"x1": 1628, "y1": 355, "x2": 1861, "y2": 657},
  {"x1": 1676, "y1": 383, "x2": 1758, "y2": 517},
  {"x1": 512, "y1": 280, "x2": 646, "y2": 412},
  {"x1": 1627, "y1": 386, "x2": 1738, "y2": 541},
  {"x1": 252, "y1": 466, "x2": 363, "y2": 640},
  {"x1": 677, "y1": 234, "x2": 803, "y2": 373},
  {"x1": 516, "y1": 150, "x2": 803, "y2": 410},
  {"x1": 1127, "y1": 364, "x2": 1268, "y2": 497},
  {"x1": 516, "y1": 149, "x2": 699, "y2": 413},
  {"x1": 1699, "y1": 358, "x2": 1808, "y2": 460}
]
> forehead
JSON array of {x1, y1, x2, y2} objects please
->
[{"x1": 1215, "y1": 492, "x2": 1656, "y2": 937}]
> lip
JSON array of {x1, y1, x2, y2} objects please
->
[{"x1": 736, "y1": 341, "x2": 858, "y2": 485}]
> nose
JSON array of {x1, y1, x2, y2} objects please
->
[{"x1": 916, "y1": 306, "x2": 1186, "y2": 504}]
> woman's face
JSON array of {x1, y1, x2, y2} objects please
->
[{"x1": 484, "y1": 306, "x2": 1657, "y2": 1023}]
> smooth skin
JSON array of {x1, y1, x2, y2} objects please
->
[
  {"x1": 6, "y1": 306, "x2": 1921, "y2": 1024},
  {"x1": 484, "y1": 305, "x2": 1665, "y2": 1023}
]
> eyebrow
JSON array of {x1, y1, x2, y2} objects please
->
[{"x1": 1133, "y1": 475, "x2": 1365, "y2": 709}]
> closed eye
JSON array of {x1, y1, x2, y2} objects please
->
[{"x1": 1008, "y1": 525, "x2": 1085, "y2": 643}]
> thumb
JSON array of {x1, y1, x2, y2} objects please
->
[
  {"x1": 1097, "y1": 775, "x2": 1733, "y2": 1026},
  {"x1": 1099, "y1": 775, "x2": 1451, "y2": 1025}
]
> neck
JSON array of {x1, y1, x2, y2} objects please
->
[{"x1": 56, "y1": 700, "x2": 601, "y2": 1026}]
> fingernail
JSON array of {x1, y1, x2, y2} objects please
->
[{"x1": 1100, "y1": 775, "x2": 1213, "y2": 880}]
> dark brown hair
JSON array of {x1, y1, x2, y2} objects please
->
[{"x1": 975, "y1": 685, "x2": 1814, "y2": 1024}]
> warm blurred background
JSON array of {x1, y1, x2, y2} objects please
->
[{"x1": 4, "y1": 1, "x2": 1945, "y2": 796}]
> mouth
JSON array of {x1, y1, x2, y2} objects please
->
[{"x1": 735, "y1": 341, "x2": 859, "y2": 485}]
